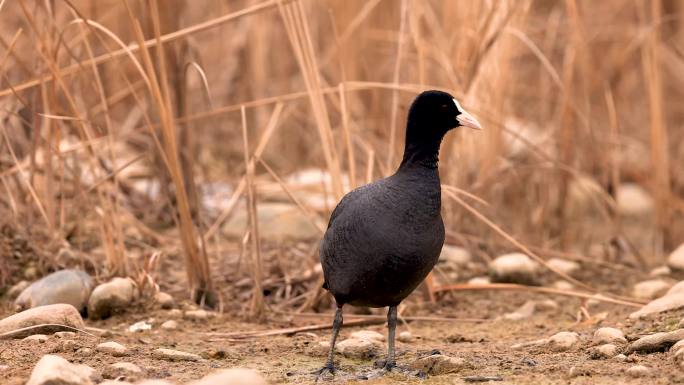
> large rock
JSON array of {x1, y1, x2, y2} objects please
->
[
  {"x1": 669, "y1": 244, "x2": 684, "y2": 271},
  {"x1": 667, "y1": 281, "x2": 684, "y2": 296},
  {"x1": 223, "y1": 203, "x2": 323, "y2": 241},
  {"x1": 489, "y1": 253, "x2": 539, "y2": 285},
  {"x1": 629, "y1": 293, "x2": 684, "y2": 319},
  {"x1": 26, "y1": 355, "x2": 97, "y2": 385},
  {"x1": 336, "y1": 338, "x2": 382, "y2": 359},
  {"x1": 88, "y1": 278, "x2": 138, "y2": 320},
  {"x1": 0, "y1": 304, "x2": 84, "y2": 338},
  {"x1": 15, "y1": 270, "x2": 93, "y2": 313},
  {"x1": 189, "y1": 369, "x2": 268, "y2": 385},
  {"x1": 632, "y1": 279, "x2": 672, "y2": 300}
]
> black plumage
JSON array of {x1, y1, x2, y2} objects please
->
[{"x1": 316, "y1": 90, "x2": 482, "y2": 376}]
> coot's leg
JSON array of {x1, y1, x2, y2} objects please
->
[
  {"x1": 312, "y1": 306, "x2": 343, "y2": 378},
  {"x1": 385, "y1": 305, "x2": 398, "y2": 370}
]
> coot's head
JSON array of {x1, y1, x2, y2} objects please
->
[{"x1": 407, "y1": 90, "x2": 482, "y2": 141}]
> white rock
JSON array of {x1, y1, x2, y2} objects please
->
[
  {"x1": 617, "y1": 183, "x2": 654, "y2": 216},
  {"x1": 88, "y1": 278, "x2": 138, "y2": 320},
  {"x1": 650, "y1": 266, "x2": 671, "y2": 277},
  {"x1": 398, "y1": 331, "x2": 413, "y2": 343},
  {"x1": 184, "y1": 309, "x2": 209, "y2": 321},
  {"x1": 0, "y1": 304, "x2": 84, "y2": 336},
  {"x1": 409, "y1": 354, "x2": 472, "y2": 375},
  {"x1": 626, "y1": 365, "x2": 651, "y2": 378},
  {"x1": 188, "y1": 368, "x2": 267, "y2": 385},
  {"x1": 336, "y1": 338, "x2": 382, "y2": 359},
  {"x1": 15, "y1": 270, "x2": 93, "y2": 313},
  {"x1": 546, "y1": 258, "x2": 580, "y2": 276},
  {"x1": 503, "y1": 301, "x2": 537, "y2": 321},
  {"x1": 548, "y1": 331, "x2": 579, "y2": 351},
  {"x1": 632, "y1": 279, "x2": 672, "y2": 300},
  {"x1": 349, "y1": 330, "x2": 385, "y2": 342},
  {"x1": 629, "y1": 293, "x2": 684, "y2": 319},
  {"x1": 26, "y1": 355, "x2": 97, "y2": 385},
  {"x1": 551, "y1": 280, "x2": 575, "y2": 290},
  {"x1": 128, "y1": 321, "x2": 152, "y2": 333},
  {"x1": 23, "y1": 334, "x2": 48, "y2": 343},
  {"x1": 96, "y1": 341, "x2": 128, "y2": 357},
  {"x1": 467, "y1": 276, "x2": 490, "y2": 285},
  {"x1": 438, "y1": 245, "x2": 471, "y2": 267},
  {"x1": 153, "y1": 348, "x2": 201, "y2": 362},
  {"x1": 589, "y1": 344, "x2": 619, "y2": 359},
  {"x1": 593, "y1": 327, "x2": 626, "y2": 344},
  {"x1": 614, "y1": 354, "x2": 628, "y2": 362},
  {"x1": 167, "y1": 309, "x2": 183, "y2": 318},
  {"x1": 155, "y1": 292, "x2": 175, "y2": 309},
  {"x1": 668, "y1": 244, "x2": 684, "y2": 271},
  {"x1": 489, "y1": 253, "x2": 539, "y2": 284},
  {"x1": 161, "y1": 320, "x2": 178, "y2": 330}
]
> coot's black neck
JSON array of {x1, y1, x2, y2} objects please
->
[{"x1": 398, "y1": 122, "x2": 445, "y2": 171}]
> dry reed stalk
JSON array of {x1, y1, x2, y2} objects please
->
[
  {"x1": 241, "y1": 106, "x2": 265, "y2": 320},
  {"x1": 277, "y1": 0, "x2": 343, "y2": 199},
  {"x1": 122, "y1": 0, "x2": 215, "y2": 304},
  {"x1": 385, "y1": 0, "x2": 408, "y2": 172},
  {"x1": 604, "y1": 87, "x2": 621, "y2": 232},
  {"x1": 641, "y1": 0, "x2": 671, "y2": 255},
  {"x1": 0, "y1": 0, "x2": 297, "y2": 99},
  {"x1": 338, "y1": 84, "x2": 356, "y2": 189}
]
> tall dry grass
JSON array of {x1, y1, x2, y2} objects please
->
[{"x1": 1, "y1": 0, "x2": 683, "y2": 308}]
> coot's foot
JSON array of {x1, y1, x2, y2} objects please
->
[{"x1": 310, "y1": 362, "x2": 340, "y2": 382}]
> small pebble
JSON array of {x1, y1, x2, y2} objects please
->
[
  {"x1": 161, "y1": 320, "x2": 178, "y2": 330},
  {"x1": 350, "y1": 330, "x2": 385, "y2": 342},
  {"x1": 593, "y1": 327, "x2": 627, "y2": 344},
  {"x1": 184, "y1": 309, "x2": 209, "y2": 321},
  {"x1": 54, "y1": 331, "x2": 76, "y2": 339},
  {"x1": 76, "y1": 347, "x2": 93, "y2": 357},
  {"x1": 626, "y1": 365, "x2": 651, "y2": 378},
  {"x1": 23, "y1": 334, "x2": 48, "y2": 343},
  {"x1": 128, "y1": 321, "x2": 152, "y2": 333},
  {"x1": 589, "y1": 344, "x2": 619, "y2": 359},
  {"x1": 153, "y1": 348, "x2": 201, "y2": 362},
  {"x1": 614, "y1": 354, "x2": 627, "y2": 362},
  {"x1": 548, "y1": 331, "x2": 579, "y2": 351},
  {"x1": 398, "y1": 331, "x2": 413, "y2": 343},
  {"x1": 97, "y1": 341, "x2": 128, "y2": 357},
  {"x1": 167, "y1": 309, "x2": 183, "y2": 318},
  {"x1": 155, "y1": 292, "x2": 175, "y2": 309},
  {"x1": 60, "y1": 339, "x2": 79, "y2": 352}
]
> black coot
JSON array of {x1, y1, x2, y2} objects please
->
[{"x1": 317, "y1": 90, "x2": 482, "y2": 376}]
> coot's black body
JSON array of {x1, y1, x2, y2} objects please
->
[{"x1": 315, "y1": 90, "x2": 481, "y2": 377}]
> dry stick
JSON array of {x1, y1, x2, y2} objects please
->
[
  {"x1": 278, "y1": 311, "x2": 488, "y2": 323},
  {"x1": 0, "y1": 324, "x2": 97, "y2": 340},
  {"x1": 433, "y1": 283, "x2": 644, "y2": 308},
  {"x1": 242, "y1": 106, "x2": 265, "y2": 320},
  {"x1": 200, "y1": 319, "x2": 385, "y2": 339},
  {"x1": 338, "y1": 84, "x2": 356, "y2": 189},
  {"x1": 0, "y1": 0, "x2": 297, "y2": 99},
  {"x1": 203, "y1": 103, "x2": 284, "y2": 240}
]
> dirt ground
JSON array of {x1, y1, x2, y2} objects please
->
[{"x1": 2, "y1": 281, "x2": 684, "y2": 385}]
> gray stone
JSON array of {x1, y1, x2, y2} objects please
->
[
  {"x1": 96, "y1": 341, "x2": 128, "y2": 357},
  {"x1": 626, "y1": 365, "x2": 652, "y2": 378},
  {"x1": 628, "y1": 329, "x2": 684, "y2": 353},
  {"x1": 88, "y1": 278, "x2": 137, "y2": 320},
  {"x1": 593, "y1": 327, "x2": 626, "y2": 344},
  {"x1": 489, "y1": 253, "x2": 538, "y2": 285},
  {"x1": 26, "y1": 355, "x2": 97, "y2": 385},
  {"x1": 188, "y1": 369, "x2": 268, "y2": 385},
  {"x1": 0, "y1": 304, "x2": 84, "y2": 337},
  {"x1": 668, "y1": 244, "x2": 684, "y2": 271},
  {"x1": 153, "y1": 348, "x2": 201, "y2": 362},
  {"x1": 15, "y1": 270, "x2": 93, "y2": 313},
  {"x1": 409, "y1": 354, "x2": 472, "y2": 375},
  {"x1": 223, "y1": 203, "x2": 323, "y2": 241},
  {"x1": 632, "y1": 279, "x2": 672, "y2": 300}
]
